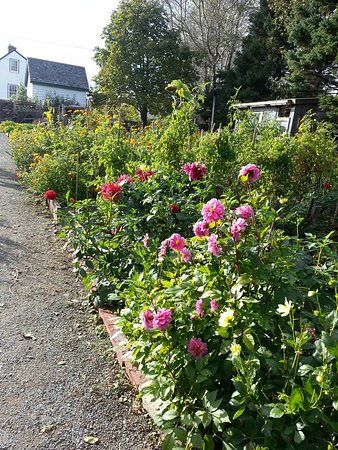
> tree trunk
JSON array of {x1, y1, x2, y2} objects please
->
[{"x1": 140, "y1": 106, "x2": 148, "y2": 127}]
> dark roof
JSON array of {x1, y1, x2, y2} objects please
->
[
  {"x1": 27, "y1": 57, "x2": 89, "y2": 91},
  {"x1": 0, "y1": 49, "x2": 27, "y2": 61}
]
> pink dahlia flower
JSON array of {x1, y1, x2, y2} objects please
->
[
  {"x1": 193, "y1": 220, "x2": 209, "y2": 238},
  {"x1": 187, "y1": 337, "x2": 208, "y2": 359},
  {"x1": 140, "y1": 309, "x2": 154, "y2": 330},
  {"x1": 143, "y1": 233, "x2": 149, "y2": 248},
  {"x1": 153, "y1": 308, "x2": 172, "y2": 330},
  {"x1": 239, "y1": 164, "x2": 260, "y2": 183},
  {"x1": 169, "y1": 233, "x2": 186, "y2": 251},
  {"x1": 202, "y1": 198, "x2": 225, "y2": 224},
  {"x1": 45, "y1": 190, "x2": 57, "y2": 200},
  {"x1": 180, "y1": 247, "x2": 191, "y2": 262},
  {"x1": 101, "y1": 182, "x2": 122, "y2": 202},
  {"x1": 134, "y1": 168, "x2": 155, "y2": 182},
  {"x1": 158, "y1": 239, "x2": 169, "y2": 261},
  {"x1": 117, "y1": 174, "x2": 134, "y2": 185},
  {"x1": 196, "y1": 299, "x2": 204, "y2": 317},
  {"x1": 210, "y1": 300, "x2": 219, "y2": 311},
  {"x1": 207, "y1": 234, "x2": 223, "y2": 256},
  {"x1": 235, "y1": 205, "x2": 254, "y2": 220},
  {"x1": 230, "y1": 218, "x2": 247, "y2": 242},
  {"x1": 183, "y1": 162, "x2": 207, "y2": 181}
]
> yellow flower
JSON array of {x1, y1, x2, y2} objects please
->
[
  {"x1": 276, "y1": 299, "x2": 293, "y2": 317},
  {"x1": 230, "y1": 342, "x2": 241, "y2": 356},
  {"x1": 219, "y1": 308, "x2": 235, "y2": 327}
]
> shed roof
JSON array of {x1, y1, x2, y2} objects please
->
[
  {"x1": 27, "y1": 57, "x2": 89, "y2": 91},
  {"x1": 233, "y1": 98, "x2": 318, "y2": 109}
]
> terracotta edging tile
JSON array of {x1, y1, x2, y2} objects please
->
[{"x1": 98, "y1": 309, "x2": 148, "y2": 397}]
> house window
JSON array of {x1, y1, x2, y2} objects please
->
[
  {"x1": 9, "y1": 58, "x2": 19, "y2": 72},
  {"x1": 8, "y1": 84, "x2": 18, "y2": 98}
]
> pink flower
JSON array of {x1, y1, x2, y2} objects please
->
[
  {"x1": 196, "y1": 299, "x2": 204, "y2": 317},
  {"x1": 207, "y1": 234, "x2": 223, "y2": 256},
  {"x1": 45, "y1": 190, "x2": 57, "y2": 200},
  {"x1": 117, "y1": 174, "x2": 134, "y2": 185},
  {"x1": 230, "y1": 218, "x2": 247, "y2": 242},
  {"x1": 202, "y1": 198, "x2": 225, "y2": 224},
  {"x1": 187, "y1": 337, "x2": 208, "y2": 359},
  {"x1": 210, "y1": 300, "x2": 219, "y2": 311},
  {"x1": 153, "y1": 308, "x2": 172, "y2": 330},
  {"x1": 143, "y1": 233, "x2": 149, "y2": 247},
  {"x1": 158, "y1": 239, "x2": 169, "y2": 261},
  {"x1": 183, "y1": 162, "x2": 207, "y2": 181},
  {"x1": 134, "y1": 168, "x2": 155, "y2": 182},
  {"x1": 101, "y1": 182, "x2": 122, "y2": 202},
  {"x1": 235, "y1": 205, "x2": 253, "y2": 220},
  {"x1": 193, "y1": 220, "x2": 209, "y2": 238},
  {"x1": 180, "y1": 247, "x2": 191, "y2": 262},
  {"x1": 140, "y1": 309, "x2": 154, "y2": 330},
  {"x1": 239, "y1": 164, "x2": 260, "y2": 183},
  {"x1": 169, "y1": 233, "x2": 186, "y2": 251}
]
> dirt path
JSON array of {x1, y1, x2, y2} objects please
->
[{"x1": 0, "y1": 133, "x2": 159, "y2": 450}]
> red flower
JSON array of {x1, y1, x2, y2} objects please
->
[
  {"x1": 169, "y1": 203, "x2": 180, "y2": 214},
  {"x1": 134, "y1": 168, "x2": 155, "y2": 182},
  {"x1": 101, "y1": 182, "x2": 122, "y2": 202},
  {"x1": 44, "y1": 190, "x2": 57, "y2": 200},
  {"x1": 324, "y1": 182, "x2": 332, "y2": 190}
]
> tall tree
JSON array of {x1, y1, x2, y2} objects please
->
[
  {"x1": 161, "y1": 0, "x2": 258, "y2": 128},
  {"x1": 216, "y1": 0, "x2": 287, "y2": 116},
  {"x1": 93, "y1": 0, "x2": 196, "y2": 126},
  {"x1": 284, "y1": 0, "x2": 338, "y2": 96}
]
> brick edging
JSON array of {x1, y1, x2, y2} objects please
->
[{"x1": 98, "y1": 309, "x2": 146, "y2": 389}]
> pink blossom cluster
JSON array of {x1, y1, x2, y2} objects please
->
[
  {"x1": 117, "y1": 174, "x2": 134, "y2": 185},
  {"x1": 202, "y1": 198, "x2": 225, "y2": 223},
  {"x1": 193, "y1": 220, "x2": 209, "y2": 238},
  {"x1": 158, "y1": 239, "x2": 169, "y2": 261},
  {"x1": 235, "y1": 205, "x2": 254, "y2": 220},
  {"x1": 207, "y1": 234, "x2": 223, "y2": 256},
  {"x1": 183, "y1": 162, "x2": 207, "y2": 181},
  {"x1": 101, "y1": 182, "x2": 122, "y2": 202},
  {"x1": 158, "y1": 233, "x2": 191, "y2": 262},
  {"x1": 140, "y1": 308, "x2": 172, "y2": 330},
  {"x1": 187, "y1": 337, "x2": 208, "y2": 359},
  {"x1": 143, "y1": 233, "x2": 149, "y2": 247},
  {"x1": 239, "y1": 164, "x2": 260, "y2": 183},
  {"x1": 230, "y1": 217, "x2": 247, "y2": 242}
]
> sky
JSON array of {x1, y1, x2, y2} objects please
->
[{"x1": 0, "y1": 0, "x2": 120, "y2": 86}]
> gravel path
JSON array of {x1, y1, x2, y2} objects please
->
[{"x1": 0, "y1": 133, "x2": 160, "y2": 450}]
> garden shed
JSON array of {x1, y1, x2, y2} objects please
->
[
  {"x1": 25, "y1": 58, "x2": 89, "y2": 107},
  {"x1": 233, "y1": 97, "x2": 322, "y2": 135}
]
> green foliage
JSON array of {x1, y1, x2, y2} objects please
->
[
  {"x1": 93, "y1": 0, "x2": 196, "y2": 125},
  {"x1": 285, "y1": 0, "x2": 338, "y2": 95},
  {"x1": 9, "y1": 83, "x2": 338, "y2": 447},
  {"x1": 218, "y1": 0, "x2": 288, "y2": 104}
]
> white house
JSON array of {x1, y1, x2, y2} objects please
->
[
  {"x1": 26, "y1": 58, "x2": 89, "y2": 107},
  {"x1": 0, "y1": 45, "x2": 27, "y2": 99}
]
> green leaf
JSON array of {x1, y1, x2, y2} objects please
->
[
  {"x1": 162, "y1": 409, "x2": 179, "y2": 421},
  {"x1": 195, "y1": 410, "x2": 212, "y2": 427},
  {"x1": 269, "y1": 406, "x2": 284, "y2": 418},
  {"x1": 294, "y1": 430, "x2": 305, "y2": 444},
  {"x1": 172, "y1": 427, "x2": 187, "y2": 442},
  {"x1": 242, "y1": 333, "x2": 255, "y2": 352},
  {"x1": 233, "y1": 406, "x2": 246, "y2": 420},
  {"x1": 191, "y1": 433, "x2": 204, "y2": 449},
  {"x1": 162, "y1": 433, "x2": 175, "y2": 450},
  {"x1": 322, "y1": 331, "x2": 338, "y2": 357},
  {"x1": 289, "y1": 387, "x2": 304, "y2": 412}
]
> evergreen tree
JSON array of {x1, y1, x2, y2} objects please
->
[
  {"x1": 219, "y1": 0, "x2": 287, "y2": 103},
  {"x1": 93, "y1": 0, "x2": 196, "y2": 126},
  {"x1": 285, "y1": 0, "x2": 338, "y2": 96}
]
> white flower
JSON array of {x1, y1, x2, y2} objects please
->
[
  {"x1": 276, "y1": 299, "x2": 293, "y2": 317},
  {"x1": 230, "y1": 342, "x2": 241, "y2": 356},
  {"x1": 219, "y1": 308, "x2": 235, "y2": 327}
]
